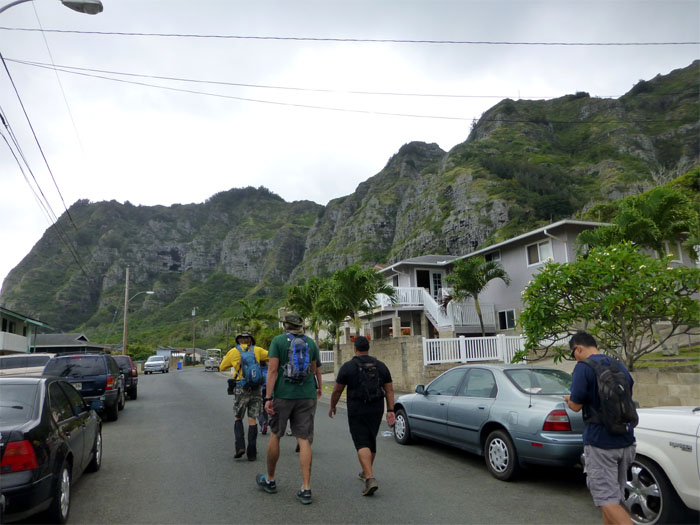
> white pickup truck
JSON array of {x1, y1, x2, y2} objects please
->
[
  {"x1": 624, "y1": 406, "x2": 700, "y2": 524},
  {"x1": 144, "y1": 355, "x2": 170, "y2": 374}
]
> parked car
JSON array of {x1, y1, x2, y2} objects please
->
[
  {"x1": 112, "y1": 355, "x2": 138, "y2": 400},
  {"x1": 393, "y1": 364, "x2": 584, "y2": 481},
  {"x1": 0, "y1": 376, "x2": 102, "y2": 523},
  {"x1": 0, "y1": 354, "x2": 55, "y2": 377},
  {"x1": 43, "y1": 354, "x2": 125, "y2": 421},
  {"x1": 623, "y1": 406, "x2": 700, "y2": 525},
  {"x1": 144, "y1": 355, "x2": 169, "y2": 374},
  {"x1": 204, "y1": 357, "x2": 220, "y2": 372}
]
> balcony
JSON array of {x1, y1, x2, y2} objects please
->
[{"x1": 0, "y1": 331, "x2": 30, "y2": 353}]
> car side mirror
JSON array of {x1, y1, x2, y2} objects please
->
[{"x1": 415, "y1": 385, "x2": 425, "y2": 395}]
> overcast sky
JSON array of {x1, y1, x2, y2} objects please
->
[{"x1": 0, "y1": 0, "x2": 698, "y2": 290}]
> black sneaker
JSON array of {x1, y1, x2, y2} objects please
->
[
  {"x1": 256, "y1": 474, "x2": 277, "y2": 494},
  {"x1": 296, "y1": 488, "x2": 312, "y2": 505}
]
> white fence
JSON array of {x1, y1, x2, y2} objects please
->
[
  {"x1": 422, "y1": 334, "x2": 525, "y2": 365},
  {"x1": 320, "y1": 351, "x2": 334, "y2": 364}
]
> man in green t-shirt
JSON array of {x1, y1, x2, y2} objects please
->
[{"x1": 256, "y1": 311, "x2": 322, "y2": 505}]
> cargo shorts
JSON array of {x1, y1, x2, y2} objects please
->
[
  {"x1": 584, "y1": 444, "x2": 636, "y2": 507},
  {"x1": 233, "y1": 385, "x2": 263, "y2": 419},
  {"x1": 269, "y1": 398, "x2": 316, "y2": 440}
]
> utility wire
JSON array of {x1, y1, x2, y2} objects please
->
[
  {"x1": 0, "y1": 52, "x2": 78, "y2": 230},
  {"x1": 11, "y1": 58, "x2": 698, "y2": 125},
  {"x1": 0, "y1": 27, "x2": 698, "y2": 46}
]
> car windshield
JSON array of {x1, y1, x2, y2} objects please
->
[
  {"x1": 0, "y1": 355, "x2": 51, "y2": 370},
  {"x1": 147, "y1": 356, "x2": 163, "y2": 362},
  {"x1": 0, "y1": 383, "x2": 38, "y2": 423},
  {"x1": 504, "y1": 368, "x2": 572, "y2": 395},
  {"x1": 44, "y1": 356, "x2": 105, "y2": 377}
]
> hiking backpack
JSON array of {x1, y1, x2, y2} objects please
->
[
  {"x1": 283, "y1": 333, "x2": 311, "y2": 384},
  {"x1": 236, "y1": 345, "x2": 264, "y2": 388},
  {"x1": 354, "y1": 357, "x2": 384, "y2": 404},
  {"x1": 582, "y1": 357, "x2": 638, "y2": 435}
]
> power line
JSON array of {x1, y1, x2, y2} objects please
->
[
  {"x1": 0, "y1": 27, "x2": 698, "y2": 46},
  {"x1": 10, "y1": 58, "x2": 698, "y2": 125}
]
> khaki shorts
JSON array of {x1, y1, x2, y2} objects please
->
[
  {"x1": 269, "y1": 398, "x2": 316, "y2": 440},
  {"x1": 584, "y1": 444, "x2": 636, "y2": 507},
  {"x1": 233, "y1": 386, "x2": 263, "y2": 419}
]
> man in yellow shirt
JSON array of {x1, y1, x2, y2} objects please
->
[{"x1": 220, "y1": 332, "x2": 269, "y2": 461}]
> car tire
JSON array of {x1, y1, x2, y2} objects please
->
[
  {"x1": 106, "y1": 399, "x2": 119, "y2": 421},
  {"x1": 46, "y1": 460, "x2": 71, "y2": 524},
  {"x1": 129, "y1": 386, "x2": 138, "y2": 400},
  {"x1": 117, "y1": 389, "x2": 126, "y2": 411},
  {"x1": 86, "y1": 429, "x2": 102, "y2": 473},
  {"x1": 625, "y1": 455, "x2": 687, "y2": 525},
  {"x1": 393, "y1": 408, "x2": 412, "y2": 445},
  {"x1": 484, "y1": 429, "x2": 519, "y2": 481}
]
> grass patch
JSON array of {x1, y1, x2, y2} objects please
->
[{"x1": 635, "y1": 345, "x2": 700, "y2": 368}]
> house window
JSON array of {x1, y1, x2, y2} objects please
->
[
  {"x1": 484, "y1": 251, "x2": 501, "y2": 262},
  {"x1": 663, "y1": 241, "x2": 682, "y2": 262},
  {"x1": 526, "y1": 240, "x2": 553, "y2": 266},
  {"x1": 392, "y1": 275, "x2": 399, "y2": 287},
  {"x1": 498, "y1": 310, "x2": 516, "y2": 330}
]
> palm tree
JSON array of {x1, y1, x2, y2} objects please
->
[
  {"x1": 315, "y1": 279, "x2": 349, "y2": 352},
  {"x1": 443, "y1": 256, "x2": 510, "y2": 336},
  {"x1": 231, "y1": 298, "x2": 275, "y2": 338},
  {"x1": 286, "y1": 277, "x2": 325, "y2": 341}
]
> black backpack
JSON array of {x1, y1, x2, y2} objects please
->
[
  {"x1": 582, "y1": 357, "x2": 638, "y2": 435},
  {"x1": 354, "y1": 357, "x2": 384, "y2": 404},
  {"x1": 283, "y1": 333, "x2": 311, "y2": 384}
]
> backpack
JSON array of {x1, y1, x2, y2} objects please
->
[
  {"x1": 236, "y1": 345, "x2": 264, "y2": 388},
  {"x1": 354, "y1": 357, "x2": 384, "y2": 404},
  {"x1": 582, "y1": 357, "x2": 638, "y2": 435},
  {"x1": 283, "y1": 333, "x2": 311, "y2": 384}
]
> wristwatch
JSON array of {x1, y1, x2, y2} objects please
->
[
  {"x1": 264, "y1": 397, "x2": 273, "y2": 402},
  {"x1": 386, "y1": 409, "x2": 395, "y2": 413}
]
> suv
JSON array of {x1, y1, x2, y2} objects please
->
[
  {"x1": 43, "y1": 353, "x2": 126, "y2": 421},
  {"x1": 113, "y1": 355, "x2": 139, "y2": 400},
  {"x1": 144, "y1": 355, "x2": 169, "y2": 374}
]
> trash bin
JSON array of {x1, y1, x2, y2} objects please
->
[{"x1": 177, "y1": 361, "x2": 182, "y2": 370}]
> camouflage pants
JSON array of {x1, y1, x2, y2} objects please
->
[{"x1": 233, "y1": 385, "x2": 263, "y2": 420}]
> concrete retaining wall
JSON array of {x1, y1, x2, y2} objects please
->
[{"x1": 631, "y1": 365, "x2": 700, "y2": 407}]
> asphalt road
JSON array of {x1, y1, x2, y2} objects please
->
[{"x1": 62, "y1": 367, "x2": 601, "y2": 524}]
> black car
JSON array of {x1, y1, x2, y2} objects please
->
[
  {"x1": 0, "y1": 376, "x2": 102, "y2": 523},
  {"x1": 112, "y1": 355, "x2": 138, "y2": 400},
  {"x1": 43, "y1": 354, "x2": 126, "y2": 421}
]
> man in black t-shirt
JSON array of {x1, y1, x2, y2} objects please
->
[{"x1": 329, "y1": 336, "x2": 395, "y2": 497}]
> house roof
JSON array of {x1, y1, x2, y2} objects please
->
[
  {"x1": 379, "y1": 254, "x2": 459, "y2": 274},
  {"x1": 0, "y1": 306, "x2": 52, "y2": 329},
  {"x1": 35, "y1": 333, "x2": 91, "y2": 346}
]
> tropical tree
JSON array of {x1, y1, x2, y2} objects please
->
[
  {"x1": 286, "y1": 277, "x2": 325, "y2": 341},
  {"x1": 517, "y1": 242, "x2": 700, "y2": 370},
  {"x1": 315, "y1": 279, "x2": 349, "y2": 352},
  {"x1": 231, "y1": 298, "x2": 275, "y2": 338},
  {"x1": 578, "y1": 186, "x2": 700, "y2": 260},
  {"x1": 443, "y1": 256, "x2": 510, "y2": 336}
]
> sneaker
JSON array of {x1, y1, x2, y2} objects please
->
[
  {"x1": 296, "y1": 488, "x2": 312, "y2": 505},
  {"x1": 362, "y1": 478, "x2": 378, "y2": 497},
  {"x1": 358, "y1": 471, "x2": 366, "y2": 481},
  {"x1": 256, "y1": 474, "x2": 277, "y2": 494},
  {"x1": 261, "y1": 423, "x2": 268, "y2": 435}
]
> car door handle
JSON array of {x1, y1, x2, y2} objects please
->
[
  {"x1": 440, "y1": 402, "x2": 446, "y2": 406},
  {"x1": 478, "y1": 406, "x2": 486, "y2": 410}
]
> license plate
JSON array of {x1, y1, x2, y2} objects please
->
[{"x1": 72, "y1": 383, "x2": 82, "y2": 390}]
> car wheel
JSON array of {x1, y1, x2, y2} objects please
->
[
  {"x1": 393, "y1": 408, "x2": 412, "y2": 445},
  {"x1": 106, "y1": 399, "x2": 119, "y2": 421},
  {"x1": 117, "y1": 389, "x2": 126, "y2": 411},
  {"x1": 484, "y1": 429, "x2": 519, "y2": 481},
  {"x1": 46, "y1": 460, "x2": 71, "y2": 524},
  {"x1": 129, "y1": 386, "x2": 138, "y2": 400},
  {"x1": 86, "y1": 429, "x2": 102, "y2": 473},
  {"x1": 625, "y1": 455, "x2": 686, "y2": 525}
]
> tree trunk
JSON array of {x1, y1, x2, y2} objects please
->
[{"x1": 475, "y1": 298, "x2": 486, "y2": 337}]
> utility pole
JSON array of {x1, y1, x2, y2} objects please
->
[
  {"x1": 122, "y1": 266, "x2": 129, "y2": 355},
  {"x1": 191, "y1": 307, "x2": 196, "y2": 366}
]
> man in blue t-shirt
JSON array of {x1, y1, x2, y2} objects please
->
[{"x1": 564, "y1": 331, "x2": 635, "y2": 525}]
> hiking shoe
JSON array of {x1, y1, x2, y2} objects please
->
[
  {"x1": 362, "y1": 478, "x2": 378, "y2": 496},
  {"x1": 296, "y1": 488, "x2": 312, "y2": 505},
  {"x1": 256, "y1": 474, "x2": 277, "y2": 494},
  {"x1": 358, "y1": 471, "x2": 366, "y2": 481},
  {"x1": 234, "y1": 449, "x2": 245, "y2": 459}
]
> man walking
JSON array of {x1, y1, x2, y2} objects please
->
[
  {"x1": 564, "y1": 331, "x2": 636, "y2": 525},
  {"x1": 256, "y1": 311, "x2": 322, "y2": 505},
  {"x1": 329, "y1": 335, "x2": 395, "y2": 496},
  {"x1": 220, "y1": 331, "x2": 269, "y2": 461}
]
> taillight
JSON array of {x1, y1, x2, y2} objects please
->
[
  {"x1": 132, "y1": 367, "x2": 138, "y2": 377},
  {"x1": 543, "y1": 409, "x2": 572, "y2": 431},
  {"x1": 106, "y1": 375, "x2": 114, "y2": 390},
  {"x1": 1, "y1": 440, "x2": 39, "y2": 473}
]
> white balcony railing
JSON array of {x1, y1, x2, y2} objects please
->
[
  {"x1": 320, "y1": 350, "x2": 334, "y2": 364},
  {"x1": 0, "y1": 332, "x2": 29, "y2": 353},
  {"x1": 423, "y1": 335, "x2": 525, "y2": 365}
]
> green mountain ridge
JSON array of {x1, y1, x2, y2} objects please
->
[{"x1": 1, "y1": 60, "x2": 698, "y2": 348}]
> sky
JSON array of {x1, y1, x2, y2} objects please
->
[{"x1": 0, "y1": 0, "x2": 698, "y2": 290}]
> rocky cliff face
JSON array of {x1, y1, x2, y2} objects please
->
[{"x1": 1, "y1": 61, "x2": 698, "y2": 336}]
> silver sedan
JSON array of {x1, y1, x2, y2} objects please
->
[{"x1": 393, "y1": 363, "x2": 584, "y2": 481}]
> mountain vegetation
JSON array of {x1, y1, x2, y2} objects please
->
[{"x1": 1, "y1": 61, "x2": 698, "y2": 352}]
